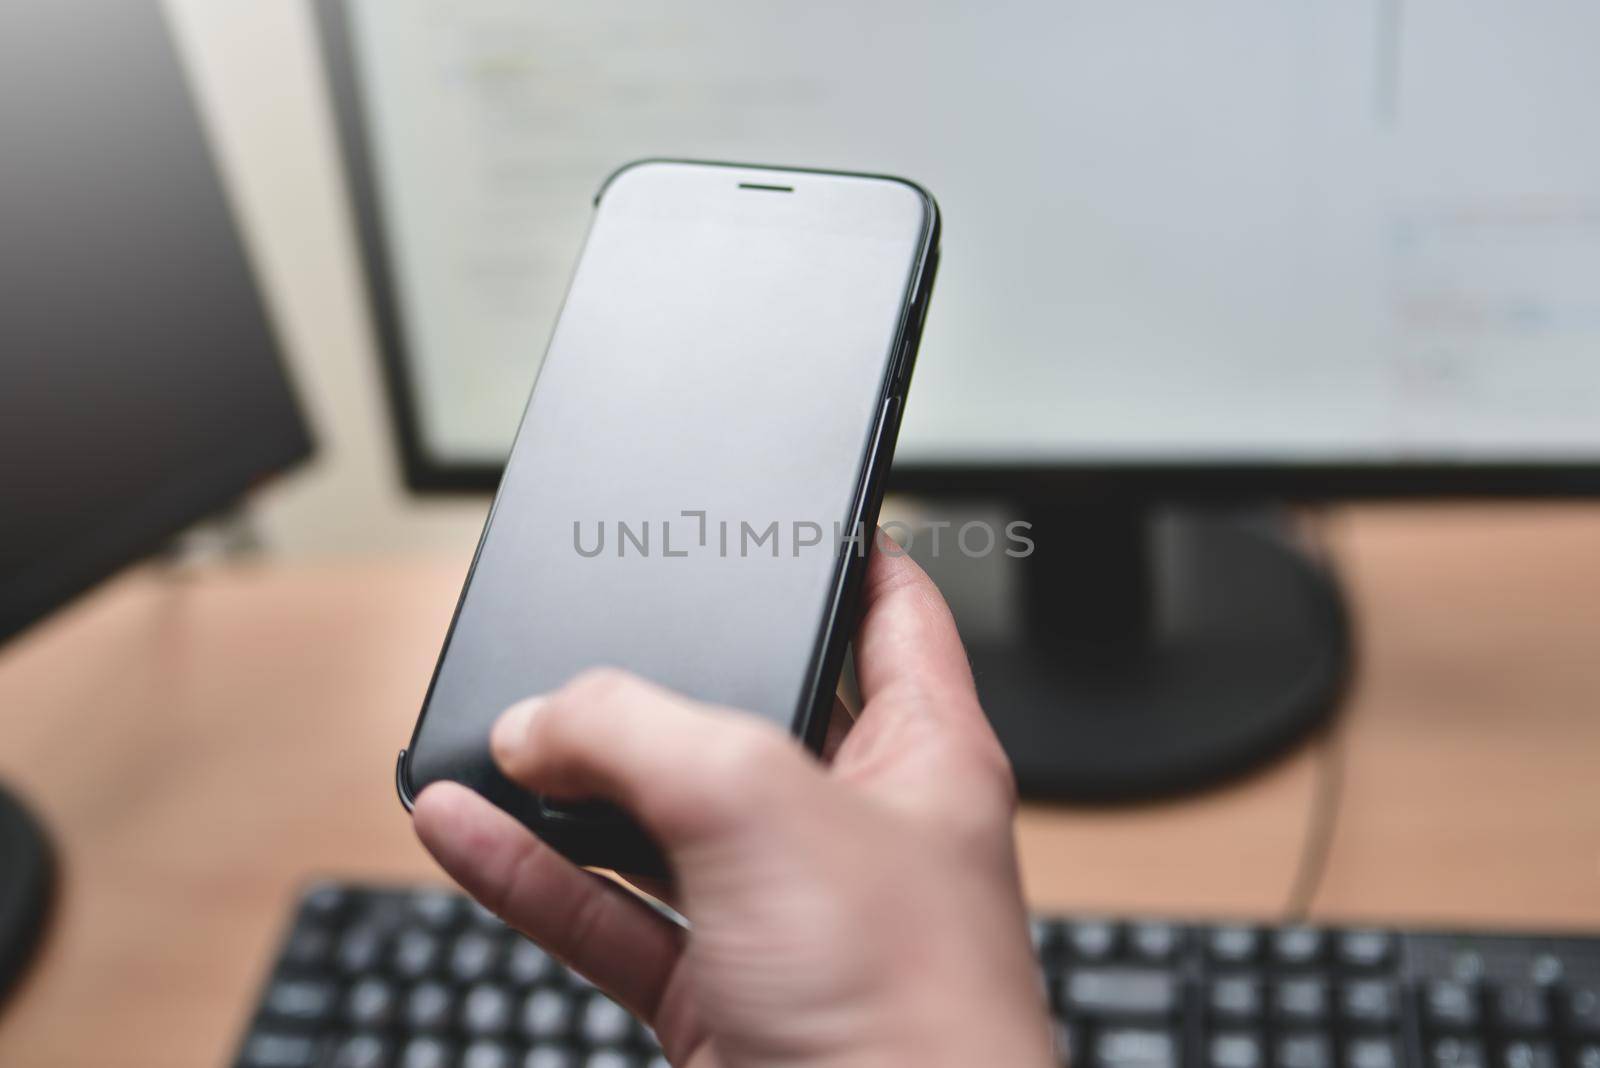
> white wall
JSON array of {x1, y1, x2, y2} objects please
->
[{"x1": 162, "y1": 0, "x2": 488, "y2": 560}]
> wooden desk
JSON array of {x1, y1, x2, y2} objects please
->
[{"x1": 1, "y1": 505, "x2": 1597, "y2": 1065}]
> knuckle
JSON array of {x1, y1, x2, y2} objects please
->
[
  {"x1": 981, "y1": 742, "x2": 1021, "y2": 814},
  {"x1": 936, "y1": 736, "x2": 1019, "y2": 840},
  {"x1": 942, "y1": 790, "x2": 1014, "y2": 855}
]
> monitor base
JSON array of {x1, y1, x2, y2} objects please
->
[
  {"x1": 904, "y1": 502, "x2": 1349, "y2": 801},
  {"x1": 0, "y1": 783, "x2": 53, "y2": 1007}
]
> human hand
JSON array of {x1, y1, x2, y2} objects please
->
[{"x1": 412, "y1": 541, "x2": 1055, "y2": 1068}]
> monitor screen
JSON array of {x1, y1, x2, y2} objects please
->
[
  {"x1": 322, "y1": 0, "x2": 1600, "y2": 481},
  {"x1": 0, "y1": 0, "x2": 312, "y2": 641}
]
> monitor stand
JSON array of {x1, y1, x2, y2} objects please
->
[
  {"x1": 903, "y1": 497, "x2": 1349, "y2": 800},
  {"x1": 0, "y1": 783, "x2": 52, "y2": 1005}
]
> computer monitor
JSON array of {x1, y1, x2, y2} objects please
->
[
  {"x1": 0, "y1": 0, "x2": 312, "y2": 1001},
  {"x1": 314, "y1": 1, "x2": 1600, "y2": 796}
]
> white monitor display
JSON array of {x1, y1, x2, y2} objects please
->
[{"x1": 333, "y1": 0, "x2": 1600, "y2": 471}]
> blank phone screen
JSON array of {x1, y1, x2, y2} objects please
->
[{"x1": 409, "y1": 162, "x2": 931, "y2": 791}]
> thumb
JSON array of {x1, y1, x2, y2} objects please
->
[
  {"x1": 853, "y1": 535, "x2": 991, "y2": 743},
  {"x1": 490, "y1": 667, "x2": 823, "y2": 853}
]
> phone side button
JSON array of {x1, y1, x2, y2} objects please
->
[
  {"x1": 892, "y1": 333, "x2": 916, "y2": 390},
  {"x1": 855, "y1": 395, "x2": 901, "y2": 535},
  {"x1": 874, "y1": 395, "x2": 902, "y2": 458}
]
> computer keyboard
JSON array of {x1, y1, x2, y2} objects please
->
[{"x1": 233, "y1": 883, "x2": 1600, "y2": 1068}]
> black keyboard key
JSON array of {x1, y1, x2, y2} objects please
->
[
  {"x1": 507, "y1": 940, "x2": 557, "y2": 986},
  {"x1": 1570, "y1": 988, "x2": 1600, "y2": 1035},
  {"x1": 524, "y1": 1050, "x2": 579, "y2": 1068},
  {"x1": 360, "y1": 895, "x2": 413, "y2": 934},
  {"x1": 346, "y1": 977, "x2": 397, "y2": 1029},
  {"x1": 523, "y1": 988, "x2": 576, "y2": 1041},
  {"x1": 1575, "y1": 1045, "x2": 1600, "y2": 1068},
  {"x1": 1210, "y1": 1031, "x2": 1265, "y2": 1068},
  {"x1": 1062, "y1": 968, "x2": 1180, "y2": 1018},
  {"x1": 1491, "y1": 986, "x2": 1550, "y2": 1032},
  {"x1": 1032, "y1": 919, "x2": 1062, "y2": 956},
  {"x1": 581, "y1": 1053, "x2": 635, "y2": 1068},
  {"x1": 462, "y1": 1039, "x2": 516, "y2": 1068},
  {"x1": 398, "y1": 1036, "x2": 454, "y2": 1068},
  {"x1": 239, "y1": 1031, "x2": 323, "y2": 1068},
  {"x1": 1093, "y1": 1028, "x2": 1180, "y2": 1068},
  {"x1": 1130, "y1": 923, "x2": 1183, "y2": 962},
  {"x1": 1211, "y1": 975, "x2": 1264, "y2": 1021},
  {"x1": 1275, "y1": 1033, "x2": 1332, "y2": 1068},
  {"x1": 1346, "y1": 1037, "x2": 1402, "y2": 1068},
  {"x1": 1069, "y1": 921, "x2": 1120, "y2": 961},
  {"x1": 1529, "y1": 954, "x2": 1564, "y2": 988},
  {"x1": 1341, "y1": 979, "x2": 1399, "y2": 1027},
  {"x1": 393, "y1": 930, "x2": 442, "y2": 980},
  {"x1": 1433, "y1": 1037, "x2": 1488, "y2": 1068},
  {"x1": 282, "y1": 925, "x2": 333, "y2": 970},
  {"x1": 338, "y1": 928, "x2": 387, "y2": 975},
  {"x1": 263, "y1": 978, "x2": 340, "y2": 1025},
  {"x1": 1500, "y1": 1041, "x2": 1556, "y2": 1068},
  {"x1": 1274, "y1": 978, "x2": 1329, "y2": 1023},
  {"x1": 328, "y1": 1034, "x2": 391, "y2": 1068},
  {"x1": 1337, "y1": 931, "x2": 1393, "y2": 970},
  {"x1": 301, "y1": 884, "x2": 349, "y2": 923},
  {"x1": 580, "y1": 995, "x2": 635, "y2": 1046},
  {"x1": 462, "y1": 983, "x2": 515, "y2": 1036},
  {"x1": 410, "y1": 889, "x2": 463, "y2": 930},
  {"x1": 1425, "y1": 982, "x2": 1480, "y2": 1030},
  {"x1": 451, "y1": 932, "x2": 502, "y2": 983},
  {"x1": 406, "y1": 981, "x2": 454, "y2": 1032},
  {"x1": 1272, "y1": 928, "x2": 1325, "y2": 967},
  {"x1": 1053, "y1": 1019, "x2": 1082, "y2": 1065},
  {"x1": 1210, "y1": 927, "x2": 1262, "y2": 965}
]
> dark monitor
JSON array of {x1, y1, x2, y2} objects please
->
[
  {"x1": 314, "y1": 1, "x2": 1600, "y2": 797},
  {"x1": 0, "y1": 0, "x2": 312, "y2": 643},
  {"x1": 0, "y1": 0, "x2": 311, "y2": 1001}
]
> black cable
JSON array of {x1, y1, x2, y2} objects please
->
[
  {"x1": 1282, "y1": 716, "x2": 1346, "y2": 922},
  {"x1": 1281, "y1": 509, "x2": 1350, "y2": 922}
]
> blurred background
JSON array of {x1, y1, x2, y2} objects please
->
[
  {"x1": 2, "y1": 2, "x2": 1599, "y2": 1066},
  {"x1": 163, "y1": 0, "x2": 1600, "y2": 552},
  {"x1": 159, "y1": 0, "x2": 490, "y2": 557}
]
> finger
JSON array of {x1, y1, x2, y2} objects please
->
[
  {"x1": 412, "y1": 781, "x2": 687, "y2": 1020},
  {"x1": 854, "y1": 532, "x2": 984, "y2": 722},
  {"x1": 490, "y1": 668, "x2": 822, "y2": 851}
]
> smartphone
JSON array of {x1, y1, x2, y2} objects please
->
[{"x1": 397, "y1": 160, "x2": 940, "y2": 874}]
